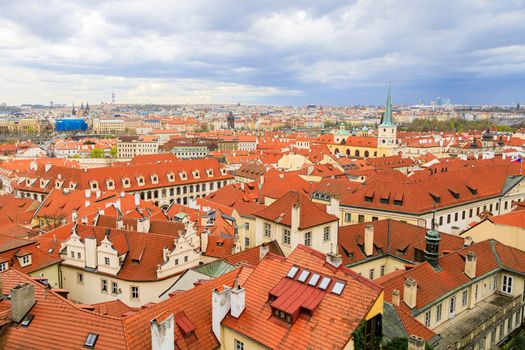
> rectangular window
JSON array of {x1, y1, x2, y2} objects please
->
[
  {"x1": 450, "y1": 296, "x2": 456, "y2": 316},
  {"x1": 71, "y1": 251, "x2": 75, "y2": 258},
  {"x1": 469, "y1": 208, "x2": 473, "y2": 218},
  {"x1": 505, "y1": 201, "x2": 508, "y2": 210},
  {"x1": 77, "y1": 252, "x2": 81, "y2": 259},
  {"x1": 131, "y1": 286, "x2": 139, "y2": 300},
  {"x1": 436, "y1": 303, "x2": 442, "y2": 322},
  {"x1": 503, "y1": 275, "x2": 513, "y2": 294},
  {"x1": 104, "y1": 257, "x2": 110, "y2": 266},
  {"x1": 0, "y1": 262, "x2": 7, "y2": 271},
  {"x1": 425, "y1": 310, "x2": 431, "y2": 327},
  {"x1": 345, "y1": 213, "x2": 351, "y2": 222},
  {"x1": 283, "y1": 229, "x2": 291, "y2": 245},
  {"x1": 380, "y1": 265, "x2": 385, "y2": 277},
  {"x1": 112, "y1": 282, "x2": 119, "y2": 295},
  {"x1": 454, "y1": 212, "x2": 458, "y2": 222},
  {"x1": 372, "y1": 216, "x2": 378, "y2": 221},
  {"x1": 508, "y1": 317, "x2": 513, "y2": 331},
  {"x1": 439, "y1": 216, "x2": 443, "y2": 226},
  {"x1": 516, "y1": 309, "x2": 522, "y2": 326},
  {"x1": 323, "y1": 226, "x2": 330, "y2": 241},
  {"x1": 493, "y1": 275, "x2": 498, "y2": 289},
  {"x1": 358, "y1": 215, "x2": 365, "y2": 223},
  {"x1": 304, "y1": 232, "x2": 312, "y2": 246},
  {"x1": 184, "y1": 256, "x2": 188, "y2": 263},
  {"x1": 244, "y1": 237, "x2": 250, "y2": 247},
  {"x1": 101, "y1": 279, "x2": 107, "y2": 293},
  {"x1": 244, "y1": 222, "x2": 249, "y2": 230},
  {"x1": 447, "y1": 214, "x2": 451, "y2": 224},
  {"x1": 462, "y1": 211, "x2": 465, "y2": 220},
  {"x1": 490, "y1": 329, "x2": 496, "y2": 345},
  {"x1": 462, "y1": 290, "x2": 468, "y2": 307},
  {"x1": 77, "y1": 273, "x2": 84, "y2": 284},
  {"x1": 264, "y1": 223, "x2": 271, "y2": 238},
  {"x1": 499, "y1": 323, "x2": 505, "y2": 339},
  {"x1": 22, "y1": 256, "x2": 30, "y2": 265},
  {"x1": 369, "y1": 269, "x2": 375, "y2": 280},
  {"x1": 235, "y1": 339, "x2": 244, "y2": 350}
]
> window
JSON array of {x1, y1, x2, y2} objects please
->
[
  {"x1": 77, "y1": 252, "x2": 81, "y2": 259},
  {"x1": 469, "y1": 208, "x2": 473, "y2": 218},
  {"x1": 439, "y1": 216, "x2": 443, "y2": 226},
  {"x1": 235, "y1": 339, "x2": 244, "y2": 350},
  {"x1": 369, "y1": 269, "x2": 375, "y2": 280},
  {"x1": 323, "y1": 226, "x2": 330, "y2": 241},
  {"x1": 450, "y1": 296, "x2": 456, "y2": 315},
  {"x1": 304, "y1": 232, "x2": 312, "y2": 246},
  {"x1": 425, "y1": 310, "x2": 431, "y2": 327},
  {"x1": 131, "y1": 286, "x2": 139, "y2": 300},
  {"x1": 462, "y1": 290, "x2": 468, "y2": 307},
  {"x1": 345, "y1": 213, "x2": 351, "y2": 222},
  {"x1": 462, "y1": 211, "x2": 466, "y2": 220},
  {"x1": 77, "y1": 273, "x2": 84, "y2": 284},
  {"x1": 175, "y1": 259, "x2": 179, "y2": 265},
  {"x1": 244, "y1": 222, "x2": 249, "y2": 230},
  {"x1": 454, "y1": 212, "x2": 458, "y2": 222},
  {"x1": 493, "y1": 275, "x2": 498, "y2": 290},
  {"x1": 112, "y1": 282, "x2": 119, "y2": 295},
  {"x1": 380, "y1": 265, "x2": 385, "y2": 277},
  {"x1": 0, "y1": 262, "x2": 7, "y2": 271},
  {"x1": 184, "y1": 256, "x2": 188, "y2": 263},
  {"x1": 475, "y1": 285, "x2": 479, "y2": 300},
  {"x1": 447, "y1": 214, "x2": 451, "y2": 224},
  {"x1": 104, "y1": 257, "x2": 110, "y2": 266},
  {"x1": 283, "y1": 229, "x2": 291, "y2": 245},
  {"x1": 358, "y1": 215, "x2": 365, "y2": 223},
  {"x1": 503, "y1": 275, "x2": 513, "y2": 294},
  {"x1": 490, "y1": 329, "x2": 496, "y2": 345},
  {"x1": 436, "y1": 303, "x2": 442, "y2": 322},
  {"x1": 22, "y1": 255, "x2": 30, "y2": 265},
  {"x1": 245, "y1": 237, "x2": 250, "y2": 247},
  {"x1": 516, "y1": 309, "x2": 522, "y2": 326},
  {"x1": 84, "y1": 333, "x2": 98, "y2": 348},
  {"x1": 101, "y1": 279, "x2": 108, "y2": 293},
  {"x1": 264, "y1": 223, "x2": 271, "y2": 238},
  {"x1": 499, "y1": 323, "x2": 505, "y2": 339},
  {"x1": 508, "y1": 317, "x2": 513, "y2": 331},
  {"x1": 70, "y1": 251, "x2": 74, "y2": 258}
]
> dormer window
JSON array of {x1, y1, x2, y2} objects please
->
[
  {"x1": 220, "y1": 168, "x2": 227, "y2": 175},
  {"x1": 90, "y1": 181, "x2": 98, "y2": 190},
  {"x1": 192, "y1": 170, "x2": 200, "y2": 178},
  {"x1": 179, "y1": 171, "x2": 187, "y2": 180},
  {"x1": 151, "y1": 175, "x2": 159, "y2": 184},
  {"x1": 0, "y1": 262, "x2": 8, "y2": 271},
  {"x1": 106, "y1": 179, "x2": 115, "y2": 189},
  {"x1": 167, "y1": 173, "x2": 175, "y2": 182},
  {"x1": 69, "y1": 182, "x2": 77, "y2": 189},
  {"x1": 17, "y1": 253, "x2": 32, "y2": 267},
  {"x1": 206, "y1": 169, "x2": 213, "y2": 177},
  {"x1": 122, "y1": 178, "x2": 130, "y2": 188},
  {"x1": 137, "y1": 176, "x2": 145, "y2": 186}
]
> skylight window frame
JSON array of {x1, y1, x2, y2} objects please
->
[
  {"x1": 307, "y1": 273, "x2": 320, "y2": 286},
  {"x1": 84, "y1": 333, "x2": 99, "y2": 348},
  {"x1": 297, "y1": 270, "x2": 310, "y2": 283},
  {"x1": 319, "y1": 277, "x2": 331, "y2": 290},
  {"x1": 332, "y1": 281, "x2": 345, "y2": 295},
  {"x1": 286, "y1": 266, "x2": 299, "y2": 279}
]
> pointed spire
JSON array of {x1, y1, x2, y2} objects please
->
[
  {"x1": 72, "y1": 104, "x2": 76, "y2": 115},
  {"x1": 380, "y1": 81, "x2": 394, "y2": 126}
]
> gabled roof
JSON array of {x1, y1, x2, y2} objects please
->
[{"x1": 254, "y1": 191, "x2": 338, "y2": 230}]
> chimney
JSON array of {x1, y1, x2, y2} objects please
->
[
  {"x1": 116, "y1": 217, "x2": 124, "y2": 230},
  {"x1": 392, "y1": 289, "x2": 400, "y2": 307},
  {"x1": 465, "y1": 252, "x2": 477, "y2": 279},
  {"x1": 364, "y1": 224, "x2": 374, "y2": 256},
  {"x1": 403, "y1": 277, "x2": 417, "y2": 309},
  {"x1": 11, "y1": 283, "x2": 35, "y2": 322},
  {"x1": 463, "y1": 236, "x2": 473, "y2": 247},
  {"x1": 259, "y1": 243, "x2": 269, "y2": 260},
  {"x1": 134, "y1": 193, "x2": 140, "y2": 207},
  {"x1": 327, "y1": 196, "x2": 340, "y2": 218},
  {"x1": 230, "y1": 280, "x2": 245, "y2": 318},
  {"x1": 72, "y1": 209, "x2": 78, "y2": 223},
  {"x1": 212, "y1": 286, "x2": 232, "y2": 342},
  {"x1": 85, "y1": 189, "x2": 91, "y2": 199},
  {"x1": 201, "y1": 230, "x2": 209, "y2": 253},
  {"x1": 84, "y1": 236, "x2": 98, "y2": 269},
  {"x1": 85, "y1": 200, "x2": 91, "y2": 208},
  {"x1": 81, "y1": 216, "x2": 88, "y2": 225},
  {"x1": 150, "y1": 313, "x2": 174, "y2": 350},
  {"x1": 137, "y1": 218, "x2": 150, "y2": 233},
  {"x1": 326, "y1": 249, "x2": 342, "y2": 268},
  {"x1": 408, "y1": 335, "x2": 425, "y2": 350},
  {"x1": 291, "y1": 202, "x2": 300, "y2": 232},
  {"x1": 95, "y1": 189, "x2": 101, "y2": 199}
]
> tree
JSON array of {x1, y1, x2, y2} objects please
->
[
  {"x1": 90, "y1": 148, "x2": 105, "y2": 158},
  {"x1": 384, "y1": 337, "x2": 434, "y2": 350},
  {"x1": 109, "y1": 146, "x2": 117, "y2": 158}
]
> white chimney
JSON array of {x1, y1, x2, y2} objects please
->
[
  {"x1": 212, "y1": 286, "x2": 231, "y2": 342},
  {"x1": 151, "y1": 313, "x2": 174, "y2": 350},
  {"x1": 84, "y1": 236, "x2": 98, "y2": 269},
  {"x1": 326, "y1": 250, "x2": 342, "y2": 268},
  {"x1": 201, "y1": 230, "x2": 209, "y2": 253},
  {"x1": 134, "y1": 193, "x2": 140, "y2": 207},
  {"x1": 465, "y1": 252, "x2": 477, "y2": 279},
  {"x1": 137, "y1": 218, "x2": 150, "y2": 233},
  {"x1": 463, "y1": 236, "x2": 473, "y2": 247},
  {"x1": 259, "y1": 243, "x2": 269, "y2": 260},
  {"x1": 85, "y1": 189, "x2": 91, "y2": 199},
  {"x1": 291, "y1": 202, "x2": 300, "y2": 232},
  {"x1": 403, "y1": 277, "x2": 417, "y2": 309},
  {"x1": 392, "y1": 289, "x2": 400, "y2": 307},
  {"x1": 72, "y1": 209, "x2": 78, "y2": 223},
  {"x1": 230, "y1": 280, "x2": 245, "y2": 318},
  {"x1": 364, "y1": 224, "x2": 374, "y2": 256},
  {"x1": 85, "y1": 200, "x2": 91, "y2": 208},
  {"x1": 81, "y1": 216, "x2": 88, "y2": 225}
]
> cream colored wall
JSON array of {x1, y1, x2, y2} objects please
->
[
  {"x1": 29, "y1": 263, "x2": 61, "y2": 289},
  {"x1": 60, "y1": 265, "x2": 181, "y2": 307},
  {"x1": 348, "y1": 256, "x2": 407, "y2": 280},
  {"x1": 238, "y1": 216, "x2": 256, "y2": 249},
  {"x1": 221, "y1": 327, "x2": 270, "y2": 350},
  {"x1": 466, "y1": 221, "x2": 525, "y2": 251},
  {"x1": 277, "y1": 154, "x2": 312, "y2": 171},
  {"x1": 255, "y1": 218, "x2": 338, "y2": 256}
]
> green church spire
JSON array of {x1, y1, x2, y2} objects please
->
[{"x1": 380, "y1": 83, "x2": 394, "y2": 126}]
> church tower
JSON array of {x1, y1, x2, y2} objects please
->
[
  {"x1": 377, "y1": 84, "x2": 397, "y2": 155},
  {"x1": 227, "y1": 111, "x2": 235, "y2": 130}
]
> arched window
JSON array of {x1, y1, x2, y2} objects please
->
[
  {"x1": 364, "y1": 150, "x2": 369, "y2": 157},
  {"x1": 355, "y1": 150, "x2": 360, "y2": 157}
]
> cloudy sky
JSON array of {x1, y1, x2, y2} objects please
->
[{"x1": 0, "y1": 0, "x2": 524, "y2": 106}]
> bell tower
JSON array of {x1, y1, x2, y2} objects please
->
[{"x1": 377, "y1": 84, "x2": 397, "y2": 155}]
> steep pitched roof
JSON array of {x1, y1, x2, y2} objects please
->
[{"x1": 254, "y1": 191, "x2": 338, "y2": 230}]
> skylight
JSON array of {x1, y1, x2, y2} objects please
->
[
  {"x1": 319, "y1": 277, "x2": 331, "y2": 290},
  {"x1": 20, "y1": 314, "x2": 34, "y2": 327},
  {"x1": 297, "y1": 270, "x2": 310, "y2": 283},
  {"x1": 84, "y1": 333, "x2": 98, "y2": 348},
  {"x1": 286, "y1": 266, "x2": 299, "y2": 279},
  {"x1": 307, "y1": 273, "x2": 320, "y2": 286},
  {"x1": 332, "y1": 281, "x2": 345, "y2": 295}
]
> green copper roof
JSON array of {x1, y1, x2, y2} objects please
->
[
  {"x1": 193, "y1": 260, "x2": 235, "y2": 278},
  {"x1": 380, "y1": 83, "x2": 395, "y2": 126}
]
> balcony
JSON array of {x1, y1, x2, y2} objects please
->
[{"x1": 434, "y1": 292, "x2": 522, "y2": 349}]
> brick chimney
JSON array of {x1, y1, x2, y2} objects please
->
[
  {"x1": 11, "y1": 283, "x2": 35, "y2": 322},
  {"x1": 465, "y1": 252, "x2": 477, "y2": 279},
  {"x1": 364, "y1": 224, "x2": 374, "y2": 256},
  {"x1": 403, "y1": 277, "x2": 417, "y2": 309}
]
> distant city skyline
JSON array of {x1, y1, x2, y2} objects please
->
[{"x1": 0, "y1": 1, "x2": 524, "y2": 106}]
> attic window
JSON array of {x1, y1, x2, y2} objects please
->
[
  {"x1": 448, "y1": 188, "x2": 460, "y2": 199},
  {"x1": 193, "y1": 170, "x2": 200, "y2": 178},
  {"x1": 151, "y1": 175, "x2": 159, "y2": 184},
  {"x1": 286, "y1": 266, "x2": 299, "y2": 279},
  {"x1": 466, "y1": 185, "x2": 477, "y2": 195},
  {"x1": 206, "y1": 169, "x2": 213, "y2": 177},
  {"x1": 122, "y1": 178, "x2": 130, "y2": 187},
  {"x1": 364, "y1": 189, "x2": 375, "y2": 202},
  {"x1": 297, "y1": 270, "x2": 310, "y2": 283},
  {"x1": 20, "y1": 313, "x2": 35, "y2": 327},
  {"x1": 319, "y1": 277, "x2": 331, "y2": 290},
  {"x1": 167, "y1": 173, "x2": 175, "y2": 182},
  {"x1": 380, "y1": 192, "x2": 390, "y2": 204},
  {"x1": 220, "y1": 168, "x2": 227, "y2": 175},
  {"x1": 180, "y1": 171, "x2": 187, "y2": 180},
  {"x1": 84, "y1": 333, "x2": 98, "y2": 348},
  {"x1": 137, "y1": 177, "x2": 145, "y2": 185},
  {"x1": 331, "y1": 281, "x2": 345, "y2": 295},
  {"x1": 393, "y1": 193, "x2": 403, "y2": 206},
  {"x1": 429, "y1": 192, "x2": 441, "y2": 203}
]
